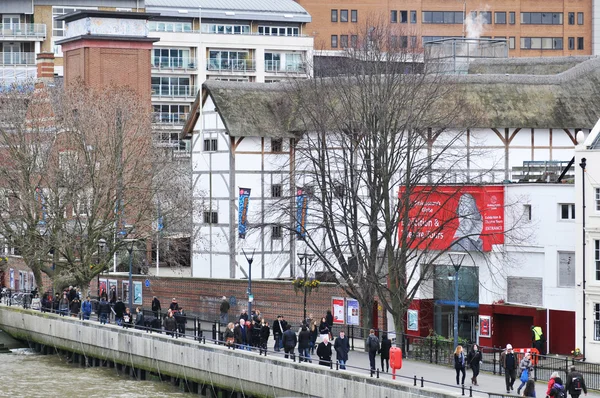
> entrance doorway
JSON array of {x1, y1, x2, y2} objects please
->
[{"x1": 434, "y1": 304, "x2": 479, "y2": 343}]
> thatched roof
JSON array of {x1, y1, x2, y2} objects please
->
[{"x1": 183, "y1": 56, "x2": 600, "y2": 137}]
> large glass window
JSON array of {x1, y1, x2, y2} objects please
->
[
  {"x1": 509, "y1": 12, "x2": 515, "y2": 24},
  {"x1": 331, "y1": 9, "x2": 338, "y2": 22},
  {"x1": 481, "y1": 11, "x2": 492, "y2": 24},
  {"x1": 495, "y1": 12, "x2": 506, "y2": 24},
  {"x1": 391, "y1": 10, "x2": 398, "y2": 23},
  {"x1": 152, "y1": 104, "x2": 190, "y2": 124},
  {"x1": 340, "y1": 10, "x2": 348, "y2": 22},
  {"x1": 202, "y1": 23, "x2": 250, "y2": 34},
  {"x1": 558, "y1": 252, "x2": 575, "y2": 287},
  {"x1": 578, "y1": 37, "x2": 584, "y2": 50},
  {"x1": 264, "y1": 52, "x2": 281, "y2": 72},
  {"x1": 520, "y1": 37, "x2": 563, "y2": 50},
  {"x1": 351, "y1": 10, "x2": 358, "y2": 22},
  {"x1": 422, "y1": 11, "x2": 464, "y2": 24},
  {"x1": 257, "y1": 26, "x2": 299, "y2": 36},
  {"x1": 151, "y1": 76, "x2": 192, "y2": 97},
  {"x1": 152, "y1": 48, "x2": 192, "y2": 69},
  {"x1": 596, "y1": 240, "x2": 600, "y2": 280},
  {"x1": 578, "y1": 12, "x2": 584, "y2": 25},
  {"x1": 521, "y1": 12, "x2": 563, "y2": 25},
  {"x1": 149, "y1": 21, "x2": 193, "y2": 32},
  {"x1": 208, "y1": 50, "x2": 252, "y2": 71},
  {"x1": 331, "y1": 35, "x2": 338, "y2": 48},
  {"x1": 595, "y1": 303, "x2": 600, "y2": 341},
  {"x1": 411, "y1": 10, "x2": 417, "y2": 23}
]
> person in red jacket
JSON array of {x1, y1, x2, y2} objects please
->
[{"x1": 547, "y1": 372, "x2": 561, "y2": 397}]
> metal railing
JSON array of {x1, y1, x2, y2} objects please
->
[
  {"x1": 152, "y1": 112, "x2": 189, "y2": 125},
  {"x1": 151, "y1": 56, "x2": 196, "y2": 70},
  {"x1": 0, "y1": 52, "x2": 36, "y2": 66},
  {"x1": 264, "y1": 60, "x2": 306, "y2": 74},
  {"x1": 207, "y1": 59, "x2": 256, "y2": 72},
  {"x1": 151, "y1": 84, "x2": 197, "y2": 98},
  {"x1": 0, "y1": 23, "x2": 46, "y2": 38}
]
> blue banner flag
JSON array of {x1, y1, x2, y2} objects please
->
[
  {"x1": 296, "y1": 188, "x2": 308, "y2": 239},
  {"x1": 238, "y1": 188, "x2": 251, "y2": 238}
]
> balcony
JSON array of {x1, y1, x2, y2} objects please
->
[
  {"x1": 0, "y1": 52, "x2": 35, "y2": 66},
  {"x1": 265, "y1": 60, "x2": 307, "y2": 74},
  {"x1": 0, "y1": 24, "x2": 46, "y2": 40},
  {"x1": 151, "y1": 56, "x2": 196, "y2": 71},
  {"x1": 151, "y1": 85, "x2": 198, "y2": 99},
  {"x1": 207, "y1": 59, "x2": 256, "y2": 73},
  {"x1": 152, "y1": 112, "x2": 189, "y2": 125}
]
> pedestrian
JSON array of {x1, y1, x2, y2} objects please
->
[
  {"x1": 68, "y1": 285, "x2": 77, "y2": 302},
  {"x1": 219, "y1": 296, "x2": 230, "y2": 325},
  {"x1": 547, "y1": 372, "x2": 561, "y2": 397},
  {"x1": 550, "y1": 377, "x2": 567, "y2": 398},
  {"x1": 517, "y1": 352, "x2": 533, "y2": 395},
  {"x1": 316, "y1": 336, "x2": 332, "y2": 367},
  {"x1": 454, "y1": 345, "x2": 466, "y2": 385},
  {"x1": 500, "y1": 344, "x2": 518, "y2": 393},
  {"x1": 282, "y1": 324, "x2": 297, "y2": 360},
  {"x1": 134, "y1": 307, "x2": 145, "y2": 330},
  {"x1": 164, "y1": 309, "x2": 177, "y2": 337},
  {"x1": 366, "y1": 329, "x2": 380, "y2": 371},
  {"x1": 565, "y1": 366, "x2": 588, "y2": 398},
  {"x1": 58, "y1": 292, "x2": 69, "y2": 316},
  {"x1": 69, "y1": 296, "x2": 81, "y2": 318},
  {"x1": 273, "y1": 315, "x2": 285, "y2": 352},
  {"x1": 41, "y1": 292, "x2": 51, "y2": 313},
  {"x1": 318, "y1": 317, "x2": 330, "y2": 341},
  {"x1": 523, "y1": 379, "x2": 537, "y2": 398},
  {"x1": 305, "y1": 313, "x2": 314, "y2": 329},
  {"x1": 114, "y1": 297, "x2": 126, "y2": 326},
  {"x1": 380, "y1": 333, "x2": 392, "y2": 373},
  {"x1": 169, "y1": 297, "x2": 180, "y2": 313},
  {"x1": 467, "y1": 344, "x2": 482, "y2": 386},
  {"x1": 81, "y1": 296, "x2": 92, "y2": 320},
  {"x1": 123, "y1": 307, "x2": 133, "y2": 328},
  {"x1": 239, "y1": 310, "x2": 249, "y2": 322},
  {"x1": 175, "y1": 307, "x2": 186, "y2": 337},
  {"x1": 309, "y1": 320, "x2": 318, "y2": 354},
  {"x1": 334, "y1": 330, "x2": 350, "y2": 369},
  {"x1": 98, "y1": 296, "x2": 110, "y2": 325},
  {"x1": 151, "y1": 296, "x2": 161, "y2": 318},
  {"x1": 531, "y1": 325, "x2": 544, "y2": 354},
  {"x1": 224, "y1": 322, "x2": 235, "y2": 348},
  {"x1": 52, "y1": 293, "x2": 60, "y2": 314},
  {"x1": 234, "y1": 318, "x2": 251, "y2": 350},
  {"x1": 260, "y1": 320, "x2": 270, "y2": 354},
  {"x1": 109, "y1": 286, "x2": 117, "y2": 304},
  {"x1": 325, "y1": 310, "x2": 333, "y2": 329},
  {"x1": 298, "y1": 325, "x2": 311, "y2": 363}
]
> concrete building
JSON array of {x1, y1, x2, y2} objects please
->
[{"x1": 294, "y1": 0, "x2": 593, "y2": 56}]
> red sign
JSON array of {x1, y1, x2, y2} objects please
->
[
  {"x1": 399, "y1": 186, "x2": 504, "y2": 252},
  {"x1": 332, "y1": 298, "x2": 345, "y2": 324}
]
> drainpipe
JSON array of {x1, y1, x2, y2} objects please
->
[{"x1": 580, "y1": 157, "x2": 587, "y2": 360}]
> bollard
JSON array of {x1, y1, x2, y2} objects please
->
[
  {"x1": 211, "y1": 323, "x2": 217, "y2": 342},
  {"x1": 420, "y1": 376, "x2": 424, "y2": 388},
  {"x1": 414, "y1": 375, "x2": 417, "y2": 386},
  {"x1": 461, "y1": 384, "x2": 465, "y2": 396},
  {"x1": 376, "y1": 369, "x2": 379, "y2": 379},
  {"x1": 336, "y1": 361, "x2": 339, "y2": 370},
  {"x1": 371, "y1": 369, "x2": 374, "y2": 377},
  {"x1": 469, "y1": 386, "x2": 472, "y2": 397},
  {"x1": 202, "y1": 336, "x2": 205, "y2": 344},
  {"x1": 329, "y1": 361, "x2": 333, "y2": 369}
]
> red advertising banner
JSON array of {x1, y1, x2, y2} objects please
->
[
  {"x1": 399, "y1": 185, "x2": 504, "y2": 252},
  {"x1": 332, "y1": 297, "x2": 345, "y2": 324}
]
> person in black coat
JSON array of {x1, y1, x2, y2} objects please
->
[
  {"x1": 334, "y1": 330, "x2": 350, "y2": 369},
  {"x1": 151, "y1": 296, "x2": 161, "y2": 318},
  {"x1": 259, "y1": 320, "x2": 270, "y2": 354},
  {"x1": 134, "y1": 307, "x2": 145, "y2": 330},
  {"x1": 175, "y1": 308, "x2": 186, "y2": 337},
  {"x1": 282, "y1": 324, "x2": 297, "y2": 361},
  {"x1": 164, "y1": 309, "x2": 178, "y2": 338},
  {"x1": 272, "y1": 315, "x2": 286, "y2": 352},
  {"x1": 298, "y1": 325, "x2": 312, "y2": 362},
  {"x1": 317, "y1": 336, "x2": 333, "y2": 367},
  {"x1": 380, "y1": 333, "x2": 392, "y2": 373},
  {"x1": 114, "y1": 297, "x2": 126, "y2": 326},
  {"x1": 98, "y1": 297, "x2": 111, "y2": 324},
  {"x1": 234, "y1": 319, "x2": 251, "y2": 350},
  {"x1": 467, "y1": 344, "x2": 483, "y2": 386},
  {"x1": 319, "y1": 317, "x2": 330, "y2": 341},
  {"x1": 325, "y1": 310, "x2": 334, "y2": 328}
]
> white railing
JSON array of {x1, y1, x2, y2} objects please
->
[
  {"x1": 265, "y1": 60, "x2": 306, "y2": 74},
  {"x1": 0, "y1": 24, "x2": 46, "y2": 39},
  {"x1": 152, "y1": 112, "x2": 189, "y2": 125},
  {"x1": 151, "y1": 85, "x2": 198, "y2": 98},
  {"x1": 0, "y1": 53, "x2": 35, "y2": 66},
  {"x1": 151, "y1": 56, "x2": 196, "y2": 70},
  {"x1": 207, "y1": 59, "x2": 256, "y2": 72}
]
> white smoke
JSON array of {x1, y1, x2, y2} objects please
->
[{"x1": 464, "y1": 10, "x2": 487, "y2": 39}]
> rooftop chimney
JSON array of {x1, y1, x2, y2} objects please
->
[{"x1": 36, "y1": 52, "x2": 55, "y2": 81}]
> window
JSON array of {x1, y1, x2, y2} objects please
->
[
  {"x1": 568, "y1": 12, "x2": 575, "y2": 25},
  {"x1": 331, "y1": 10, "x2": 338, "y2": 22},
  {"x1": 351, "y1": 10, "x2": 358, "y2": 22},
  {"x1": 400, "y1": 36, "x2": 408, "y2": 48},
  {"x1": 340, "y1": 10, "x2": 348, "y2": 22},
  {"x1": 391, "y1": 10, "x2": 398, "y2": 23},
  {"x1": 203, "y1": 211, "x2": 218, "y2": 224},
  {"x1": 149, "y1": 21, "x2": 193, "y2": 33},
  {"x1": 596, "y1": 188, "x2": 600, "y2": 210},
  {"x1": 495, "y1": 12, "x2": 506, "y2": 24},
  {"x1": 596, "y1": 240, "x2": 600, "y2": 280},
  {"x1": 272, "y1": 225, "x2": 282, "y2": 240},
  {"x1": 258, "y1": 26, "x2": 299, "y2": 36},
  {"x1": 422, "y1": 11, "x2": 464, "y2": 24},
  {"x1": 521, "y1": 12, "x2": 563, "y2": 25},
  {"x1": 207, "y1": 50, "x2": 252, "y2": 72},
  {"x1": 523, "y1": 204, "x2": 532, "y2": 221},
  {"x1": 152, "y1": 48, "x2": 192, "y2": 69},
  {"x1": 520, "y1": 37, "x2": 563, "y2": 50},
  {"x1": 595, "y1": 303, "x2": 600, "y2": 340},
  {"x1": 340, "y1": 35, "x2": 348, "y2": 48},
  {"x1": 578, "y1": 12, "x2": 584, "y2": 25},
  {"x1": 509, "y1": 37, "x2": 515, "y2": 49},
  {"x1": 201, "y1": 23, "x2": 250, "y2": 34},
  {"x1": 410, "y1": 36, "x2": 417, "y2": 47},
  {"x1": 578, "y1": 37, "x2": 584, "y2": 50},
  {"x1": 560, "y1": 204, "x2": 576, "y2": 220},
  {"x1": 481, "y1": 11, "x2": 492, "y2": 24},
  {"x1": 203, "y1": 138, "x2": 218, "y2": 152},
  {"x1": 153, "y1": 103, "x2": 190, "y2": 124},
  {"x1": 558, "y1": 252, "x2": 575, "y2": 287},
  {"x1": 509, "y1": 12, "x2": 515, "y2": 24},
  {"x1": 411, "y1": 10, "x2": 417, "y2": 24},
  {"x1": 569, "y1": 37, "x2": 575, "y2": 50},
  {"x1": 151, "y1": 76, "x2": 192, "y2": 97},
  {"x1": 400, "y1": 11, "x2": 408, "y2": 23},
  {"x1": 271, "y1": 138, "x2": 282, "y2": 152},
  {"x1": 351, "y1": 35, "x2": 358, "y2": 48},
  {"x1": 271, "y1": 184, "x2": 282, "y2": 198},
  {"x1": 331, "y1": 35, "x2": 338, "y2": 48}
]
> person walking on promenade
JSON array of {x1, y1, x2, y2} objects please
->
[
  {"x1": 325, "y1": 310, "x2": 334, "y2": 328},
  {"x1": 98, "y1": 297, "x2": 110, "y2": 324},
  {"x1": 259, "y1": 320, "x2": 270, "y2": 355},
  {"x1": 123, "y1": 307, "x2": 133, "y2": 328},
  {"x1": 41, "y1": 292, "x2": 51, "y2": 313},
  {"x1": 523, "y1": 379, "x2": 537, "y2": 398},
  {"x1": 565, "y1": 366, "x2": 588, "y2": 398},
  {"x1": 550, "y1": 377, "x2": 567, "y2": 398},
  {"x1": 467, "y1": 344, "x2": 482, "y2": 386},
  {"x1": 234, "y1": 318, "x2": 251, "y2": 350},
  {"x1": 239, "y1": 309, "x2": 249, "y2": 322},
  {"x1": 52, "y1": 293, "x2": 60, "y2": 313},
  {"x1": 517, "y1": 352, "x2": 533, "y2": 395},
  {"x1": 317, "y1": 336, "x2": 332, "y2": 367},
  {"x1": 298, "y1": 325, "x2": 311, "y2": 362},
  {"x1": 164, "y1": 309, "x2": 178, "y2": 338},
  {"x1": 273, "y1": 315, "x2": 285, "y2": 352},
  {"x1": 58, "y1": 292, "x2": 69, "y2": 316},
  {"x1": 109, "y1": 286, "x2": 117, "y2": 305},
  {"x1": 69, "y1": 296, "x2": 81, "y2": 318},
  {"x1": 81, "y1": 296, "x2": 92, "y2": 320},
  {"x1": 380, "y1": 333, "x2": 392, "y2": 373},
  {"x1": 500, "y1": 344, "x2": 518, "y2": 393},
  {"x1": 454, "y1": 345, "x2": 466, "y2": 385},
  {"x1": 151, "y1": 296, "x2": 161, "y2": 318},
  {"x1": 283, "y1": 324, "x2": 298, "y2": 360},
  {"x1": 309, "y1": 320, "x2": 318, "y2": 354},
  {"x1": 169, "y1": 297, "x2": 180, "y2": 313},
  {"x1": 366, "y1": 329, "x2": 380, "y2": 371},
  {"x1": 547, "y1": 372, "x2": 561, "y2": 397},
  {"x1": 134, "y1": 307, "x2": 145, "y2": 330},
  {"x1": 114, "y1": 297, "x2": 126, "y2": 326},
  {"x1": 319, "y1": 317, "x2": 330, "y2": 342},
  {"x1": 175, "y1": 307, "x2": 187, "y2": 337},
  {"x1": 334, "y1": 330, "x2": 350, "y2": 369},
  {"x1": 224, "y1": 322, "x2": 235, "y2": 348},
  {"x1": 219, "y1": 296, "x2": 230, "y2": 325}
]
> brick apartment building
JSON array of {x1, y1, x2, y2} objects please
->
[{"x1": 295, "y1": 0, "x2": 593, "y2": 56}]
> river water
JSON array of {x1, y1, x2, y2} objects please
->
[{"x1": 0, "y1": 348, "x2": 188, "y2": 398}]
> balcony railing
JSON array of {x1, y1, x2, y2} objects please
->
[
  {"x1": 0, "y1": 24, "x2": 46, "y2": 39},
  {"x1": 151, "y1": 56, "x2": 196, "y2": 71},
  {"x1": 152, "y1": 112, "x2": 189, "y2": 125},
  {"x1": 151, "y1": 85, "x2": 198, "y2": 98},
  {"x1": 0, "y1": 52, "x2": 35, "y2": 66},
  {"x1": 207, "y1": 59, "x2": 256, "y2": 73},
  {"x1": 265, "y1": 60, "x2": 306, "y2": 74}
]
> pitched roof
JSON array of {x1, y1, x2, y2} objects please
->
[{"x1": 183, "y1": 57, "x2": 600, "y2": 138}]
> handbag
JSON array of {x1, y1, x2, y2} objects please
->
[
  {"x1": 520, "y1": 368, "x2": 529, "y2": 383},
  {"x1": 226, "y1": 337, "x2": 235, "y2": 346}
]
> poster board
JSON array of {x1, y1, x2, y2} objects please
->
[
  {"x1": 133, "y1": 281, "x2": 143, "y2": 305},
  {"x1": 122, "y1": 280, "x2": 129, "y2": 304},
  {"x1": 479, "y1": 315, "x2": 491, "y2": 337},
  {"x1": 407, "y1": 309, "x2": 419, "y2": 331},
  {"x1": 9, "y1": 268, "x2": 14, "y2": 289},
  {"x1": 332, "y1": 297, "x2": 345, "y2": 324},
  {"x1": 346, "y1": 298, "x2": 359, "y2": 325},
  {"x1": 99, "y1": 279, "x2": 107, "y2": 298},
  {"x1": 108, "y1": 279, "x2": 117, "y2": 300}
]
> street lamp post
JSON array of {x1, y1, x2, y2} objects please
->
[
  {"x1": 449, "y1": 252, "x2": 466, "y2": 349},
  {"x1": 96, "y1": 238, "x2": 106, "y2": 298},
  {"x1": 123, "y1": 239, "x2": 136, "y2": 310},
  {"x1": 298, "y1": 252, "x2": 315, "y2": 323},
  {"x1": 242, "y1": 249, "x2": 255, "y2": 316}
]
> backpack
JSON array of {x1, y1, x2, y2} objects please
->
[
  {"x1": 368, "y1": 335, "x2": 380, "y2": 352},
  {"x1": 571, "y1": 377, "x2": 583, "y2": 392},
  {"x1": 552, "y1": 383, "x2": 567, "y2": 398}
]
